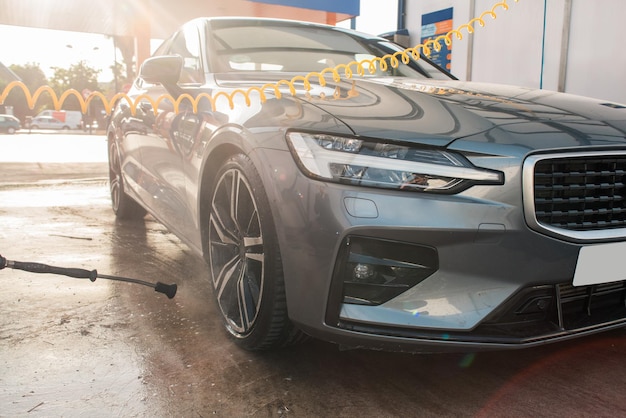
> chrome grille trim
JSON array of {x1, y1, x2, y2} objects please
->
[{"x1": 523, "y1": 151, "x2": 626, "y2": 241}]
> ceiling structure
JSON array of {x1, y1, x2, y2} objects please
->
[{"x1": 0, "y1": 0, "x2": 359, "y2": 67}]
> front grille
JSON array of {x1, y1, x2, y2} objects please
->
[{"x1": 533, "y1": 155, "x2": 626, "y2": 231}]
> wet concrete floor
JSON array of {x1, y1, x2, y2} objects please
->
[{"x1": 1, "y1": 134, "x2": 626, "y2": 417}]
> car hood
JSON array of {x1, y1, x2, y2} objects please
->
[{"x1": 215, "y1": 74, "x2": 626, "y2": 150}]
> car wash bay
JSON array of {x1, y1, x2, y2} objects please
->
[{"x1": 1, "y1": 134, "x2": 626, "y2": 416}]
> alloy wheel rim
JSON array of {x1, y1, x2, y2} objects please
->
[{"x1": 208, "y1": 167, "x2": 265, "y2": 336}]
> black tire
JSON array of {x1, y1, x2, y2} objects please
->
[
  {"x1": 207, "y1": 154, "x2": 304, "y2": 350},
  {"x1": 7, "y1": 127, "x2": 15, "y2": 134},
  {"x1": 108, "y1": 141, "x2": 146, "y2": 220}
]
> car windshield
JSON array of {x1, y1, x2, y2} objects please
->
[{"x1": 207, "y1": 20, "x2": 452, "y2": 80}]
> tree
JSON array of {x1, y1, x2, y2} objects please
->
[
  {"x1": 110, "y1": 61, "x2": 125, "y2": 93},
  {"x1": 3, "y1": 63, "x2": 49, "y2": 122},
  {"x1": 49, "y1": 61, "x2": 101, "y2": 111}
]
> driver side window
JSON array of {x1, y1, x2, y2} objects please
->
[{"x1": 169, "y1": 25, "x2": 204, "y2": 84}]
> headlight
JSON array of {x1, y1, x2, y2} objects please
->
[{"x1": 286, "y1": 132, "x2": 503, "y2": 194}]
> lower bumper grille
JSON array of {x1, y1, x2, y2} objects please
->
[
  {"x1": 558, "y1": 281, "x2": 626, "y2": 329},
  {"x1": 337, "y1": 281, "x2": 626, "y2": 345}
]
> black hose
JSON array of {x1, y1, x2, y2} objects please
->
[{"x1": 0, "y1": 254, "x2": 177, "y2": 299}]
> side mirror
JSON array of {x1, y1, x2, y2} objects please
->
[{"x1": 139, "y1": 55, "x2": 183, "y2": 86}]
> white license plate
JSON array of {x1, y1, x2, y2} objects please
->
[{"x1": 573, "y1": 242, "x2": 626, "y2": 286}]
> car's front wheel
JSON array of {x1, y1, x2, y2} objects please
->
[
  {"x1": 108, "y1": 141, "x2": 146, "y2": 220},
  {"x1": 207, "y1": 154, "x2": 304, "y2": 350},
  {"x1": 7, "y1": 127, "x2": 15, "y2": 134}
]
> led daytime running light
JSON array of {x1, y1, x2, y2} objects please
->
[{"x1": 287, "y1": 132, "x2": 502, "y2": 193}]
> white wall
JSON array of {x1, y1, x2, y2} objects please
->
[
  {"x1": 353, "y1": 0, "x2": 399, "y2": 35},
  {"x1": 471, "y1": 0, "x2": 545, "y2": 88},
  {"x1": 402, "y1": 0, "x2": 626, "y2": 103},
  {"x1": 539, "y1": 0, "x2": 568, "y2": 92},
  {"x1": 565, "y1": 0, "x2": 626, "y2": 103}
]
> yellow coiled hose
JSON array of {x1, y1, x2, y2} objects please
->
[{"x1": 0, "y1": 0, "x2": 518, "y2": 116}]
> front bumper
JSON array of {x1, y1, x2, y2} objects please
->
[{"x1": 256, "y1": 148, "x2": 626, "y2": 352}]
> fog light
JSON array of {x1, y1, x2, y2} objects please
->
[
  {"x1": 337, "y1": 237, "x2": 439, "y2": 306},
  {"x1": 353, "y1": 263, "x2": 376, "y2": 282}
]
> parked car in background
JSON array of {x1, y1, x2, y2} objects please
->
[
  {"x1": 30, "y1": 116, "x2": 70, "y2": 130},
  {"x1": 108, "y1": 18, "x2": 626, "y2": 353},
  {"x1": 83, "y1": 120, "x2": 99, "y2": 130},
  {"x1": 0, "y1": 114, "x2": 20, "y2": 134},
  {"x1": 35, "y1": 110, "x2": 82, "y2": 130}
]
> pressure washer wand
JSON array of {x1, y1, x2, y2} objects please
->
[{"x1": 0, "y1": 254, "x2": 177, "y2": 299}]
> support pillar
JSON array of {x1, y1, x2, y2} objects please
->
[{"x1": 133, "y1": 0, "x2": 152, "y2": 72}]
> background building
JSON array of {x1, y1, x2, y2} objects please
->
[{"x1": 398, "y1": 0, "x2": 625, "y2": 104}]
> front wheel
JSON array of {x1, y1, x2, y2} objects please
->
[{"x1": 207, "y1": 154, "x2": 304, "y2": 350}]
